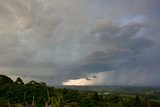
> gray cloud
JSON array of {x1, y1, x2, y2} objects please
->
[
  {"x1": 72, "y1": 21, "x2": 154, "y2": 74},
  {"x1": 0, "y1": 0, "x2": 160, "y2": 85}
]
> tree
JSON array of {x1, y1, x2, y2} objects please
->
[
  {"x1": 0, "y1": 75, "x2": 13, "y2": 85},
  {"x1": 135, "y1": 95, "x2": 140, "y2": 106},
  {"x1": 81, "y1": 97, "x2": 94, "y2": 107},
  {"x1": 15, "y1": 77, "x2": 24, "y2": 84}
]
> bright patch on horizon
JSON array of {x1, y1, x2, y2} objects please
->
[{"x1": 63, "y1": 78, "x2": 93, "y2": 86}]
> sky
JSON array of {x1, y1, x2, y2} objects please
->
[{"x1": 0, "y1": 0, "x2": 160, "y2": 86}]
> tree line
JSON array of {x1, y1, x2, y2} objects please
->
[{"x1": 0, "y1": 75, "x2": 160, "y2": 107}]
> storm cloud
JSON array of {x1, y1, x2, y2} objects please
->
[{"x1": 0, "y1": 0, "x2": 160, "y2": 85}]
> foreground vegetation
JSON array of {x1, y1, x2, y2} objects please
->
[{"x1": 0, "y1": 75, "x2": 160, "y2": 107}]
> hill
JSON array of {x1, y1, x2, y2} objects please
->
[{"x1": 0, "y1": 75, "x2": 160, "y2": 107}]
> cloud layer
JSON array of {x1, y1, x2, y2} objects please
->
[{"x1": 0, "y1": 0, "x2": 160, "y2": 85}]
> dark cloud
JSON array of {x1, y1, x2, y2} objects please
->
[
  {"x1": 72, "y1": 22, "x2": 154, "y2": 75},
  {"x1": 0, "y1": 0, "x2": 159, "y2": 85}
]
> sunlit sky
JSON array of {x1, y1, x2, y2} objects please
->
[{"x1": 0, "y1": 0, "x2": 160, "y2": 86}]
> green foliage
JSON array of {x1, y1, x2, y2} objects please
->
[
  {"x1": 80, "y1": 97, "x2": 94, "y2": 107},
  {"x1": 0, "y1": 75, "x2": 160, "y2": 107},
  {"x1": 135, "y1": 95, "x2": 140, "y2": 106},
  {"x1": 15, "y1": 77, "x2": 24, "y2": 84},
  {"x1": 64, "y1": 90, "x2": 84, "y2": 103},
  {"x1": 0, "y1": 75, "x2": 13, "y2": 85}
]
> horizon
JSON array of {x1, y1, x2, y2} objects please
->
[
  {"x1": 2, "y1": 74, "x2": 160, "y2": 88},
  {"x1": 0, "y1": 0, "x2": 160, "y2": 86}
]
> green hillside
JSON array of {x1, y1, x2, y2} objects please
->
[{"x1": 0, "y1": 75, "x2": 160, "y2": 107}]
